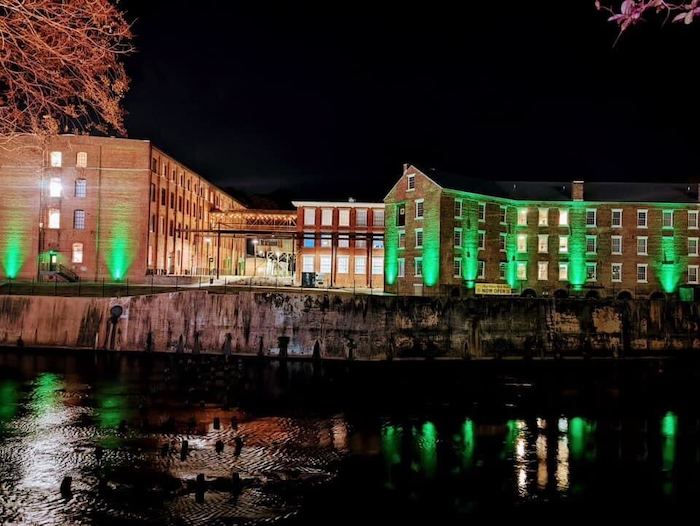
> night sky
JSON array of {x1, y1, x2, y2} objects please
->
[{"x1": 121, "y1": 1, "x2": 700, "y2": 203}]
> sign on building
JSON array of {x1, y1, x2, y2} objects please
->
[{"x1": 475, "y1": 283, "x2": 513, "y2": 295}]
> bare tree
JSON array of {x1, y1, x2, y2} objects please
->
[
  {"x1": 0, "y1": 0, "x2": 132, "y2": 139},
  {"x1": 597, "y1": 1, "x2": 700, "y2": 33}
]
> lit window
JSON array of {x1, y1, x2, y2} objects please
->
[
  {"x1": 415, "y1": 200, "x2": 424, "y2": 219},
  {"x1": 357, "y1": 209, "x2": 368, "y2": 226},
  {"x1": 48, "y1": 209, "x2": 60, "y2": 229},
  {"x1": 586, "y1": 209, "x2": 597, "y2": 227},
  {"x1": 321, "y1": 208, "x2": 333, "y2": 226},
  {"x1": 49, "y1": 177, "x2": 62, "y2": 197},
  {"x1": 339, "y1": 209, "x2": 350, "y2": 226},
  {"x1": 517, "y1": 208, "x2": 528, "y2": 226},
  {"x1": 338, "y1": 235, "x2": 349, "y2": 248},
  {"x1": 355, "y1": 256, "x2": 366, "y2": 275},
  {"x1": 537, "y1": 261, "x2": 548, "y2": 281},
  {"x1": 689, "y1": 265, "x2": 699, "y2": 284},
  {"x1": 415, "y1": 229, "x2": 423, "y2": 248},
  {"x1": 611, "y1": 263, "x2": 622, "y2": 283},
  {"x1": 454, "y1": 228, "x2": 462, "y2": 248},
  {"x1": 75, "y1": 179, "x2": 87, "y2": 198},
  {"x1": 76, "y1": 152, "x2": 87, "y2": 168},
  {"x1": 303, "y1": 236, "x2": 314, "y2": 248},
  {"x1": 454, "y1": 199, "x2": 463, "y2": 219},
  {"x1": 478, "y1": 202, "x2": 485, "y2": 222},
  {"x1": 478, "y1": 230, "x2": 485, "y2": 250},
  {"x1": 637, "y1": 236, "x2": 648, "y2": 256},
  {"x1": 637, "y1": 264, "x2": 648, "y2": 283},
  {"x1": 559, "y1": 235, "x2": 569, "y2": 254},
  {"x1": 478, "y1": 260, "x2": 485, "y2": 279},
  {"x1": 337, "y1": 256, "x2": 349, "y2": 274},
  {"x1": 398, "y1": 231, "x2": 406, "y2": 249},
  {"x1": 320, "y1": 234, "x2": 331, "y2": 248},
  {"x1": 302, "y1": 255, "x2": 314, "y2": 272},
  {"x1": 559, "y1": 208, "x2": 569, "y2": 226},
  {"x1": 538, "y1": 234, "x2": 548, "y2": 253},
  {"x1": 500, "y1": 206, "x2": 507, "y2": 224},
  {"x1": 50, "y1": 151, "x2": 62, "y2": 167},
  {"x1": 372, "y1": 236, "x2": 384, "y2": 249},
  {"x1": 320, "y1": 255, "x2": 332, "y2": 273},
  {"x1": 398, "y1": 258, "x2": 405, "y2": 278},
  {"x1": 663, "y1": 210, "x2": 674, "y2": 229},
  {"x1": 415, "y1": 257, "x2": 423, "y2": 277},
  {"x1": 689, "y1": 237, "x2": 699, "y2": 257},
  {"x1": 303, "y1": 208, "x2": 316, "y2": 226},
  {"x1": 612, "y1": 209, "x2": 623, "y2": 228},
  {"x1": 538, "y1": 208, "x2": 548, "y2": 226},
  {"x1": 516, "y1": 262, "x2": 527, "y2": 281},
  {"x1": 373, "y1": 209, "x2": 385, "y2": 227},
  {"x1": 407, "y1": 174, "x2": 416, "y2": 191},
  {"x1": 559, "y1": 263, "x2": 568, "y2": 281},
  {"x1": 73, "y1": 209, "x2": 86, "y2": 230},
  {"x1": 586, "y1": 263, "x2": 597, "y2": 282},
  {"x1": 72, "y1": 242, "x2": 83, "y2": 264},
  {"x1": 637, "y1": 209, "x2": 648, "y2": 228},
  {"x1": 611, "y1": 235, "x2": 622, "y2": 255},
  {"x1": 453, "y1": 258, "x2": 462, "y2": 278},
  {"x1": 586, "y1": 235, "x2": 597, "y2": 254},
  {"x1": 689, "y1": 210, "x2": 699, "y2": 230},
  {"x1": 517, "y1": 234, "x2": 527, "y2": 253}
]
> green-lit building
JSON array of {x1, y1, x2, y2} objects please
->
[{"x1": 384, "y1": 164, "x2": 700, "y2": 299}]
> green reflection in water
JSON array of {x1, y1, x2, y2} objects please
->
[
  {"x1": 97, "y1": 396, "x2": 126, "y2": 430},
  {"x1": 381, "y1": 424, "x2": 402, "y2": 488},
  {"x1": 569, "y1": 417, "x2": 596, "y2": 462},
  {"x1": 31, "y1": 373, "x2": 61, "y2": 414},
  {"x1": 503, "y1": 419, "x2": 519, "y2": 459},
  {"x1": 661, "y1": 411, "x2": 678, "y2": 496},
  {"x1": 0, "y1": 380, "x2": 19, "y2": 422},
  {"x1": 418, "y1": 421, "x2": 438, "y2": 478},
  {"x1": 462, "y1": 419, "x2": 475, "y2": 469}
]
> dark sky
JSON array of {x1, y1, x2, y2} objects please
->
[{"x1": 120, "y1": 1, "x2": 700, "y2": 202}]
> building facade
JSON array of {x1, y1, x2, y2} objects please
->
[
  {"x1": 293, "y1": 201, "x2": 385, "y2": 289},
  {"x1": 0, "y1": 134, "x2": 245, "y2": 282},
  {"x1": 384, "y1": 164, "x2": 700, "y2": 299}
]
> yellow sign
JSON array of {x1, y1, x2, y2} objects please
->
[{"x1": 475, "y1": 283, "x2": 513, "y2": 295}]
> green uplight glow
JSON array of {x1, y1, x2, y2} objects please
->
[
  {"x1": 1, "y1": 217, "x2": 29, "y2": 279},
  {"x1": 97, "y1": 395, "x2": 126, "y2": 429},
  {"x1": 661, "y1": 411, "x2": 677, "y2": 494},
  {"x1": 503, "y1": 419, "x2": 520, "y2": 458},
  {"x1": 417, "y1": 421, "x2": 438, "y2": 478},
  {"x1": 569, "y1": 417, "x2": 595, "y2": 461},
  {"x1": 0, "y1": 380, "x2": 19, "y2": 423},
  {"x1": 381, "y1": 424, "x2": 402, "y2": 488},
  {"x1": 462, "y1": 418, "x2": 475, "y2": 468},
  {"x1": 422, "y1": 208, "x2": 440, "y2": 288},
  {"x1": 568, "y1": 204, "x2": 587, "y2": 291},
  {"x1": 31, "y1": 372, "x2": 61, "y2": 414},
  {"x1": 656, "y1": 235, "x2": 684, "y2": 294},
  {"x1": 384, "y1": 203, "x2": 399, "y2": 286},
  {"x1": 462, "y1": 201, "x2": 479, "y2": 288},
  {"x1": 104, "y1": 202, "x2": 136, "y2": 281}
]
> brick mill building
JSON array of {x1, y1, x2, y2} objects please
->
[
  {"x1": 0, "y1": 134, "x2": 246, "y2": 282},
  {"x1": 292, "y1": 201, "x2": 385, "y2": 289},
  {"x1": 384, "y1": 164, "x2": 700, "y2": 299}
]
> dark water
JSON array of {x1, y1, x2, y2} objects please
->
[{"x1": 1, "y1": 351, "x2": 700, "y2": 525}]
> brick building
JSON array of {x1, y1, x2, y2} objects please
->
[
  {"x1": 0, "y1": 134, "x2": 245, "y2": 282},
  {"x1": 292, "y1": 200, "x2": 385, "y2": 289},
  {"x1": 384, "y1": 164, "x2": 700, "y2": 299}
]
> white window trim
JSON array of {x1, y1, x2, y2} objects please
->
[
  {"x1": 585, "y1": 208, "x2": 597, "y2": 227},
  {"x1": 50, "y1": 151, "x2": 62, "y2": 168},
  {"x1": 478, "y1": 230, "x2": 486, "y2": 251},
  {"x1": 337, "y1": 256, "x2": 350, "y2": 274},
  {"x1": 586, "y1": 235, "x2": 597, "y2": 254},
  {"x1": 637, "y1": 263, "x2": 648, "y2": 283},
  {"x1": 407, "y1": 174, "x2": 416, "y2": 191},
  {"x1": 689, "y1": 210, "x2": 699, "y2": 230},
  {"x1": 558, "y1": 263, "x2": 568, "y2": 281},
  {"x1": 611, "y1": 208, "x2": 623, "y2": 228},
  {"x1": 689, "y1": 237, "x2": 699, "y2": 257},
  {"x1": 538, "y1": 208, "x2": 549, "y2": 227},
  {"x1": 499, "y1": 233, "x2": 507, "y2": 253},
  {"x1": 500, "y1": 206, "x2": 508, "y2": 225},
  {"x1": 662, "y1": 210, "x2": 674, "y2": 229},
  {"x1": 537, "y1": 261, "x2": 548, "y2": 281},
  {"x1": 559, "y1": 235, "x2": 569, "y2": 254},
  {"x1": 415, "y1": 199, "x2": 424, "y2": 220},
  {"x1": 397, "y1": 258, "x2": 405, "y2": 278},
  {"x1": 454, "y1": 227, "x2": 463, "y2": 248},
  {"x1": 611, "y1": 235, "x2": 623, "y2": 255},
  {"x1": 637, "y1": 209, "x2": 648, "y2": 229},
  {"x1": 637, "y1": 236, "x2": 648, "y2": 256},
  {"x1": 454, "y1": 198, "x2": 463, "y2": 219},
  {"x1": 559, "y1": 208, "x2": 569, "y2": 227},
  {"x1": 477, "y1": 260, "x2": 485, "y2": 279},
  {"x1": 478, "y1": 202, "x2": 486, "y2": 222},
  {"x1": 586, "y1": 262, "x2": 597, "y2": 282},
  {"x1": 414, "y1": 257, "x2": 423, "y2": 277},
  {"x1": 415, "y1": 228, "x2": 423, "y2": 249},
  {"x1": 611, "y1": 263, "x2": 623, "y2": 283},
  {"x1": 517, "y1": 207, "x2": 528, "y2": 226},
  {"x1": 499, "y1": 262, "x2": 507, "y2": 281},
  {"x1": 538, "y1": 234, "x2": 548, "y2": 254},
  {"x1": 398, "y1": 230, "x2": 406, "y2": 250},
  {"x1": 516, "y1": 261, "x2": 527, "y2": 281},
  {"x1": 517, "y1": 233, "x2": 527, "y2": 254},
  {"x1": 689, "y1": 265, "x2": 699, "y2": 284},
  {"x1": 453, "y1": 257, "x2": 462, "y2": 278}
]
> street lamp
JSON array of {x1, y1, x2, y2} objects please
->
[{"x1": 204, "y1": 237, "x2": 212, "y2": 276}]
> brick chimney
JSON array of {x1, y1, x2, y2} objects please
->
[{"x1": 572, "y1": 181, "x2": 584, "y2": 201}]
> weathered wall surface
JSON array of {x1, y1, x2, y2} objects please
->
[{"x1": 1, "y1": 291, "x2": 700, "y2": 358}]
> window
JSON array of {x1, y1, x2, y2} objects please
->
[
  {"x1": 398, "y1": 258, "x2": 405, "y2": 278},
  {"x1": 357, "y1": 209, "x2": 368, "y2": 226},
  {"x1": 355, "y1": 256, "x2": 366, "y2": 275},
  {"x1": 73, "y1": 209, "x2": 86, "y2": 230},
  {"x1": 373, "y1": 209, "x2": 385, "y2": 226},
  {"x1": 689, "y1": 210, "x2": 699, "y2": 230},
  {"x1": 398, "y1": 231, "x2": 406, "y2": 249},
  {"x1": 538, "y1": 208, "x2": 548, "y2": 226},
  {"x1": 586, "y1": 209, "x2": 597, "y2": 227},
  {"x1": 538, "y1": 234, "x2": 548, "y2": 253},
  {"x1": 150, "y1": 214, "x2": 156, "y2": 232},
  {"x1": 178, "y1": 196, "x2": 183, "y2": 212},
  {"x1": 453, "y1": 258, "x2": 462, "y2": 278},
  {"x1": 517, "y1": 208, "x2": 528, "y2": 226},
  {"x1": 161, "y1": 188, "x2": 166, "y2": 206},
  {"x1": 516, "y1": 262, "x2": 527, "y2": 281},
  {"x1": 499, "y1": 262, "x2": 507, "y2": 281},
  {"x1": 148, "y1": 245, "x2": 153, "y2": 266},
  {"x1": 356, "y1": 237, "x2": 367, "y2": 249},
  {"x1": 49, "y1": 177, "x2": 62, "y2": 197},
  {"x1": 71, "y1": 243, "x2": 83, "y2": 264},
  {"x1": 50, "y1": 151, "x2": 62, "y2": 167},
  {"x1": 612, "y1": 209, "x2": 623, "y2": 228},
  {"x1": 611, "y1": 263, "x2": 622, "y2": 283},
  {"x1": 415, "y1": 229, "x2": 423, "y2": 248},
  {"x1": 160, "y1": 217, "x2": 165, "y2": 234},
  {"x1": 76, "y1": 152, "x2": 87, "y2": 168},
  {"x1": 407, "y1": 174, "x2": 415, "y2": 191},
  {"x1": 340, "y1": 209, "x2": 351, "y2": 227},
  {"x1": 500, "y1": 206, "x2": 507, "y2": 224},
  {"x1": 304, "y1": 208, "x2": 316, "y2": 226},
  {"x1": 637, "y1": 209, "x2": 648, "y2": 228},
  {"x1": 637, "y1": 263, "x2": 648, "y2": 283},
  {"x1": 663, "y1": 210, "x2": 674, "y2": 229},
  {"x1": 478, "y1": 260, "x2": 485, "y2": 279},
  {"x1": 637, "y1": 236, "x2": 648, "y2": 256},
  {"x1": 337, "y1": 256, "x2": 349, "y2": 274},
  {"x1": 499, "y1": 233, "x2": 507, "y2": 252},
  {"x1": 320, "y1": 255, "x2": 332, "y2": 273},
  {"x1": 303, "y1": 236, "x2": 314, "y2": 248},
  {"x1": 611, "y1": 235, "x2": 623, "y2": 255},
  {"x1": 151, "y1": 158, "x2": 157, "y2": 172},
  {"x1": 48, "y1": 209, "x2": 60, "y2": 229},
  {"x1": 478, "y1": 230, "x2": 485, "y2": 250},
  {"x1": 689, "y1": 265, "x2": 699, "y2": 284},
  {"x1": 586, "y1": 235, "x2": 597, "y2": 254},
  {"x1": 321, "y1": 208, "x2": 333, "y2": 226},
  {"x1": 689, "y1": 237, "x2": 699, "y2": 256},
  {"x1": 517, "y1": 234, "x2": 527, "y2": 253},
  {"x1": 559, "y1": 263, "x2": 568, "y2": 281},
  {"x1": 415, "y1": 257, "x2": 423, "y2": 277},
  {"x1": 586, "y1": 263, "x2": 597, "y2": 282},
  {"x1": 478, "y1": 202, "x2": 486, "y2": 222},
  {"x1": 320, "y1": 234, "x2": 332, "y2": 248},
  {"x1": 176, "y1": 222, "x2": 181, "y2": 238},
  {"x1": 302, "y1": 255, "x2": 314, "y2": 272},
  {"x1": 372, "y1": 236, "x2": 384, "y2": 249},
  {"x1": 169, "y1": 220, "x2": 174, "y2": 237},
  {"x1": 396, "y1": 203, "x2": 406, "y2": 227},
  {"x1": 415, "y1": 200, "x2": 424, "y2": 219},
  {"x1": 559, "y1": 208, "x2": 569, "y2": 226},
  {"x1": 559, "y1": 236, "x2": 569, "y2": 254},
  {"x1": 537, "y1": 261, "x2": 548, "y2": 281},
  {"x1": 454, "y1": 199, "x2": 463, "y2": 219},
  {"x1": 170, "y1": 192, "x2": 175, "y2": 209},
  {"x1": 454, "y1": 228, "x2": 462, "y2": 248},
  {"x1": 150, "y1": 183, "x2": 156, "y2": 202},
  {"x1": 338, "y1": 235, "x2": 350, "y2": 248}
]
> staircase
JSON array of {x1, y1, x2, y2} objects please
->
[{"x1": 56, "y1": 264, "x2": 80, "y2": 282}]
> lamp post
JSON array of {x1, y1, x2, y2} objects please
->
[
  {"x1": 204, "y1": 237, "x2": 212, "y2": 276},
  {"x1": 252, "y1": 239, "x2": 259, "y2": 276}
]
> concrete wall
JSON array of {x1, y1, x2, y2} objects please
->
[{"x1": 1, "y1": 291, "x2": 700, "y2": 358}]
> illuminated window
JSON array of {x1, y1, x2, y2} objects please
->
[
  {"x1": 357, "y1": 209, "x2": 368, "y2": 226},
  {"x1": 302, "y1": 255, "x2": 314, "y2": 272},
  {"x1": 611, "y1": 263, "x2": 622, "y2": 282},
  {"x1": 71, "y1": 242, "x2": 83, "y2": 264},
  {"x1": 478, "y1": 202, "x2": 486, "y2": 222},
  {"x1": 355, "y1": 256, "x2": 366, "y2": 274},
  {"x1": 612, "y1": 209, "x2": 623, "y2": 228},
  {"x1": 338, "y1": 235, "x2": 349, "y2": 248},
  {"x1": 372, "y1": 236, "x2": 384, "y2": 249},
  {"x1": 73, "y1": 209, "x2": 86, "y2": 230},
  {"x1": 559, "y1": 208, "x2": 569, "y2": 226},
  {"x1": 517, "y1": 234, "x2": 527, "y2": 253},
  {"x1": 338, "y1": 209, "x2": 350, "y2": 227},
  {"x1": 559, "y1": 235, "x2": 569, "y2": 254},
  {"x1": 303, "y1": 236, "x2": 314, "y2": 248},
  {"x1": 49, "y1": 177, "x2": 62, "y2": 197},
  {"x1": 637, "y1": 236, "x2": 648, "y2": 256},
  {"x1": 538, "y1": 208, "x2": 548, "y2": 226},
  {"x1": 373, "y1": 209, "x2": 385, "y2": 227},
  {"x1": 663, "y1": 210, "x2": 674, "y2": 228},
  {"x1": 415, "y1": 228, "x2": 423, "y2": 248},
  {"x1": 538, "y1": 234, "x2": 548, "y2": 254},
  {"x1": 537, "y1": 261, "x2": 548, "y2": 281},
  {"x1": 337, "y1": 256, "x2": 349, "y2": 274},
  {"x1": 50, "y1": 151, "x2": 62, "y2": 167},
  {"x1": 478, "y1": 230, "x2": 485, "y2": 250},
  {"x1": 499, "y1": 262, "x2": 507, "y2": 280},
  {"x1": 516, "y1": 262, "x2": 527, "y2": 281},
  {"x1": 76, "y1": 152, "x2": 87, "y2": 168},
  {"x1": 415, "y1": 200, "x2": 424, "y2": 219},
  {"x1": 499, "y1": 233, "x2": 506, "y2": 252},
  {"x1": 398, "y1": 258, "x2": 405, "y2": 278},
  {"x1": 500, "y1": 206, "x2": 507, "y2": 224},
  {"x1": 478, "y1": 260, "x2": 485, "y2": 279},
  {"x1": 559, "y1": 262, "x2": 568, "y2": 281},
  {"x1": 48, "y1": 209, "x2": 60, "y2": 229},
  {"x1": 398, "y1": 231, "x2": 406, "y2": 249},
  {"x1": 586, "y1": 262, "x2": 597, "y2": 282},
  {"x1": 637, "y1": 209, "x2": 648, "y2": 228},
  {"x1": 689, "y1": 265, "x2": 699, "y2": 284},
  {"x1": 689, "y1": 210, "x2": 699, "y2": 230},
  {"x1": 689, "y1": 237, "x2": 699, "y2": 257},
  {"x1": 320, "y1": 234, "x2": 331, "y2": 248},
  {"x1": 454, "y1": 228, "x2": 462, "y2": 248},
  {"x1": 321, "y1": 208, "x2": 333, "y2": 226},
  {"x1": 304, "y1": 207, "x2": 316, "y2": 225},
  {"x1": 637, "y1": 263, "x2": 648, "y2": 283},
  {"x1": 585, "y1": 209, "x2": 597, "y2": 227},
  {"x1": 320, "y1": 255, "x2": 332, "y2": 273},
  {"x1": 611, "y1": 235, "x2": 622, "y2": 255},
  {"x1": 407, "y1": 174, "x2": 415, "y2": 191},
  {"x1": 415, "y1": 257, "x2": 423, "y2": 277},
  {"x1": 71, "y1": 178, "x2": 86, "y2": 198},
  {"x1": 517, "y1": 208, "x2": 528, "y2": 226},
  {"x1": 586, "y1": 235, "x2": 597, "y2": 254},
  {"x1": 454, "y1": 199, "x2": 463, "y2": 219},
  {"x1": 453, "y1": 258, "x2": 462, "y2": 278}
]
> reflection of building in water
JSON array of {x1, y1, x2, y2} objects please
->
[{"x1": 556, "y1": 418, "x2": 570, "y2": 493}]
